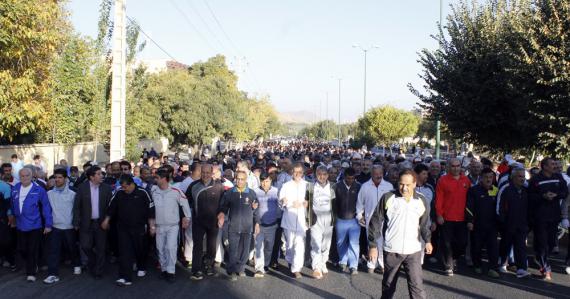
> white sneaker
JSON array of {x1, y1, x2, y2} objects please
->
[
  {"x1": 137, "y1": 270, "x2": 146, "y2": 277},
  {"x1": 26, "y1": 276, "x2": 36, "y2": 282},
  {"x1": 516, "y1": 269, "x2": 530, "y2": 278},
  {"x1": 116, "y1": 278, "x2": 132, "y2": 286},
  {"x1": 2, "y1": 261, "x2": 10, "y2": 268},
  {"x1": 565, "y1": 266, "x2": 570, "y2": 275},
  {"x1": 73, "y1": 267, "x2": 82, "y2": 275},
  {"x1": 322, "y1": 266, "x2": 328, "y2": 274},
  {"x1": 43, "y1": 276, "x2": 59, "y2": 284},
  {"x1": 499, "y1": 265, "x2": 508, "y2": 273}
]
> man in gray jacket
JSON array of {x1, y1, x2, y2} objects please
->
[
  {"x1": 151, "y1": 168, "x2": 191, "y2": 282},
  {"x1": 44, "y1": 168, "x2": 81, "y2": 284},
  {"x1": 368, "y1": 170, "x2": 433, "y2": 299}
]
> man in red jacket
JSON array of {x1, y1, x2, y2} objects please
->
[{"x1": 436, "y1": 158, "x2": 471, "y2": 276}]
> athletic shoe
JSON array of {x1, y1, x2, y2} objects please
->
[
  {"x1": 339, "y1": 264, "x2": 347, "y2": 272},
  {"x1": 474, "y1": 267, "x2": 482, "y2": 274},
  {"x1": 444, "y1": 269, "x2": 454, "y2": 277},
  {"x1": 116, "y1": 278, "x2": 132, "y2": 286},
  {"x1": 238, "y1": 272, "x2": 246, "y2": 277},
  {"x1": 552, "y1": 246, "x2": 559, "y2": 255},
  {"x1": 137, "y1": 270, "x2": 146, "y2": 277},
  {"x1": 229, "y1": 273, "x2": 237, "y2": 281},
  {"x1": 26, "y1": 276, "x2": 36, "y2": 282},
  {"x1": 160, "y1": 271, "x2": 168, "y2": 280},
  {"x1": 498, "y1": 265, "x2": 508, "y2": 273},
  {"x1": 516, "y1": 269, "x2": 530, "y2": 278},
  {"x1": 322, "y1": 265, "x2": 329, "y2": 274},
  {"x1": 565, "y1": 266, "x2": 570, "y2": 275},
  {"x1": 367, "y1": 268, "x2": 375, "y2": 274},
  {"x1": 206, "y1": 267, "x2": 216, "y2": 276},
  {"x1": 312, "y1": 270, "x2": 323, "y2": 279},
  {"x1": 190, "y1": 272, "x2": 204, "y2": 281},
  {"x1": 293, "y1": 272, "x2": 302, "y2": 279},
  {"x1": 73, "y1": 267, "x2": 82, "y2": 275},
  {"x1": 543, "y1": 271, "x2": 552, "y2": 281},
  {"x1": 487, "y1": 269, "x2": 500, "y2": 278},
  {"x1": 43, "y1": 276, "x2": 59, "y2": 284},
  {"x1": 350, "y1": 268, "x2": 358, "y2": 276},
  {"x1": 376, "y1": 267, "x2": 384, "y2": 274},
  {"x1": 2, "y1": 261, "x2": 10, "y2": 268},
  {"x1": 254, "y1": 271, "x2": 265, "y2": 278}
]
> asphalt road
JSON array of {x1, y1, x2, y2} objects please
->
[{"x1": 1, "y1": 251, "x2": 569, "y2": 299}]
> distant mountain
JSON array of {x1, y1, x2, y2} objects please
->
[{"x1": 278, "y1": 111, "x2": 318, "y2": 124}]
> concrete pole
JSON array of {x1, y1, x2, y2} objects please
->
[{"x1": 110, "y1": 0, "x2": 127, "y2": 161}]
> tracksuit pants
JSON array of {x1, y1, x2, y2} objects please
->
[
  {"x1": 17, "y1": 229, "x2": 42, "y2": 276},
  {"x1": 534, "y1": 220, "x2": 557, "y2": 272},
  {"x1": 255, "y1": 223, "x2": 278, "y2": 272},
  {"x1": 156, "y1": 224, "x2": 179, "y2": 274},
  {"x1": 191, "y1": 223, "x2": 218, "y2": 274},
  {"x1": 471, "y1": 227, "x2": 498, "y2": 269},
  {"x1": 499, "y1": 228, "x2": 527, "y2": 270},
  {"x1": 284, "y1": 229, "x2": 305, "y2": 273},
  {"x1": 382, "y1": 251, "x2": 426, "y2": 299},
  {"x1": 227, "y1": 232, "x2": 252, "y2": 274},
  {"x1": 440, "y1": 221, "x2": 467, "y2": 271},
  {"x1": 117, "y1": 226, "x2": 147, "y2": 282},
  {"x1": 310, "y1": 218, "x2": 333, "y2": 272},
  {"x1": 0, "y1": 220, "x2": 15, "y2": 266},
  {"x1": 336, "y1": 218, "x2": 360, "y2": 270},
  {"x1": 47, "y1": 228, "x2": 81, "y2": 276},
  {"x1": 183, "y1": 227, "x2": 193, "y2": 263}
]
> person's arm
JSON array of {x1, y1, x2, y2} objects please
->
[
  {"x1": 435, "y1": 179, "x2": 445, "y2": 224},
  {"x1": 367, "y1": 194, "x2": 386, "y2": 249},
  {"x1": 217, "y1": 192, "x2": 229, "y2": 228},
  {"x1": 102, "y1": 192, "x2": 119, "y2": 230},
  {"x1": 419, "y1": 195, "x2": 432, "y2": 244},
  {"x1": 40, "y1": 189, "x2": 53, "y2": 233},
  {"x1": 356, "y1": 185, "x2": 365, "y2": 222},
  {"x1": 177, "y1": 192, "x2": 192, "y2": 220},
  {"x1": 72, "y1": 188, "x2": 81, "y2": 229},
  {"x1": 465, "y1": 187, "x2": 475, "y2": 229}
]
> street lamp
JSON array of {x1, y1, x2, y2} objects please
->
[
  {"x1": 435, "y1": 0, "x2": 443, "y2": 160},
  {"x1": 331, "y1": 76, "x2": 342, "y2": 145},
  {"x1": 352, "y1": 44, "x2": 380, "y2": 116}
]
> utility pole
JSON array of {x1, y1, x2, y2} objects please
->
[
  {"x1": 353, "y1": 44, "x2": 379, "y2": 116},
  {"x1": 337, "y1": 78, "x2": 342, "y2": 144},
  {"x1": 110, "y1": 0, "x2": 127, "y2": 161},
  {"x1": 435, "y1": 0, "x2": 442, "y2": 160},
  {"x1": 326, "y1": 92, "x2": 329, "y2": 121}
]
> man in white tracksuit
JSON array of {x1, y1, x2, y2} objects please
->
[
  {"x1": 152, "y1": 168, "x2": 191, "y2": 282},
  {"x1": 356, "y1": 165, "x2": 393, "y2": 273},
  {"x1": 279, "y1": 163, "x2": 308, "y2": 279},
  {"x1": 307, "y1": 166, "x2": 335, "y2": 279}
]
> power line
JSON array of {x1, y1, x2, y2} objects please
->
[
  {"x1": 169, "y1": 0, "x2": 217, "y2": 52},
  {"x1": 126, "y1": 16, "x2": 180, "y2": 62},
  {"x1": 185, "y1": 0, "x2": 229, "y2": 54},
  {"x1": 202, "y1": 0, "x2": 244, "y2": 57}
]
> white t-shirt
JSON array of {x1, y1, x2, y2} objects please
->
[{"x1": 19, "y1": 184, "x2": 32, "y2": 213}]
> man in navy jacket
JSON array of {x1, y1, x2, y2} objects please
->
[{"x1": 11, "y1": 168, "x2": 52, "y2": 282}]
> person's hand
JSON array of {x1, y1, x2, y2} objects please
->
[
  {"x1": 7, "y1": 215, "x2": 15, "y2": 228},
  {"x1": 425, "y1": 242, "x2": 433, "y2": 254},
  {"x1": 467, "y1": 223, "x2": 474, "y2": 231},
  {"x1": 368, "y1": 247, "x2": 378, "y2": 263},
  {"x1": 252, "y1": 201, "x2": 259, "y2": 209},
  {"x1": 43, "y1": 227, "x2": 52, "y2": 234},
  {"x1": 182, "y1": 217, "x2": 190, "y2": 229},
  {"x1": 561, "y1": 218, "x2": 570, "y2": 229},
  {"x1": 436, "y1": 215, "x2": 444, "y2": 225},
  {"x1": 292, "y1": 201, "x2": 302, "y2": 209},
  {"x1": 149, "y1": 226, "x2": 156, "y2": 237},
  {"x1": 358, "y1": 217, "x2": 366, "y2": 227},
  {"x1": 281, "y1": 198, "x2": 288, "y2": 207},
  {"x1": 430, "y1": 223, "x2": 437, "y2": 232},
  {"x1": 101, "y1": 219, "x2": 110, "y2": 230},
  {"x1": 544, "y1": 192, "x2": 556, "y2": 201},
  {"x1": 254, "y1": 223, "x2": 260, "y2": 236},
  {"x1": 303, "y1": 201, "x2": 308, "y2": 208},
  {"x1": 217, "y1": 213, "x2": 225, "y2": 228}
]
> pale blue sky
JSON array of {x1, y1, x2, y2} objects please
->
[{"x1": 67, "y1": 0, "x2": 453, "y2": 123}]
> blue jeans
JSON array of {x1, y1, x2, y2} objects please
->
[
  {"x1": 48, "y1": 228, "x2": 80, "y2": 276},
  {"x1": 336, "y1": 218, "x2": 360, "y2": 269}
]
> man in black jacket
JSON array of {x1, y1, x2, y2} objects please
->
[
  {"x1": 217, "y1": 171, "x2": 259, "y2": 281},
  {"x1": 497, "y1": 167, "x2": 530, "y2": 279},
  {"x1": 186, "y1": 163, "x2": 225, "y2": 280},
  {"x1": 101, "y1": 175, "x2": 155, "y2": 286},
  {"x1": 527, "y1": 157, "x2": 569, "y2": 281},
  {"x1": 72, "y1": 166, "x2": 113, "y2": 279},
  {"x1": 465, "y1": 168, "x2": 499, "y2": 278},
  {"x1": 334, "y1": 167, "x2": 361, "y2": 274}
]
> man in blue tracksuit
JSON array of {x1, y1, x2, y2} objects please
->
[
  {"x1": 11, "y1": 168, "x2": 53, "y2": 282},
  {"x1": 527, "y1": 157, "x2": 568, "y2": 281},
  {"x1": 497, "y1": 167, "x2": 530, "y2": 278},
  {"x1": 217, "y1": 170, "x2": 259, "y2": 281}
]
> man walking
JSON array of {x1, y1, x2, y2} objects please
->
[
  {"x1": 368, "y1": 170, "x2": 432, "y2": 299},
  {"x1": 253, "y1": 172, "x2": 280, "y2": 278},
  {"x1": 73, "y1": 166, "x2": 113, "y2": 279}
]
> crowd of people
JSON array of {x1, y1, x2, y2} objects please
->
[{"x1": 0, "y1": 141, "x2": 569, "y2": 298}]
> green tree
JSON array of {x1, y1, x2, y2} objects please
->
[
  {"x1": 357, "y1": 105, "x2": 420, "y2": 146},
  {"x1": 0, "y1": 0, "x2": 67, "y2": 141}
]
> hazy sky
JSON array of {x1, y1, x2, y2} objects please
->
[{"x1": 67, "y1": 0, "x2": 453, "y2": 123}]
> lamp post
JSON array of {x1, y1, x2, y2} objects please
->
[
  {"x1": 435, "y1": 0, "x2": 443, "y2": 160},
  {"x1": 352, "y1": 44, "x2": 380, "y2": 116},
  {"x1": 331, "y1": 77, "x2": 342, "y2": 145}
]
